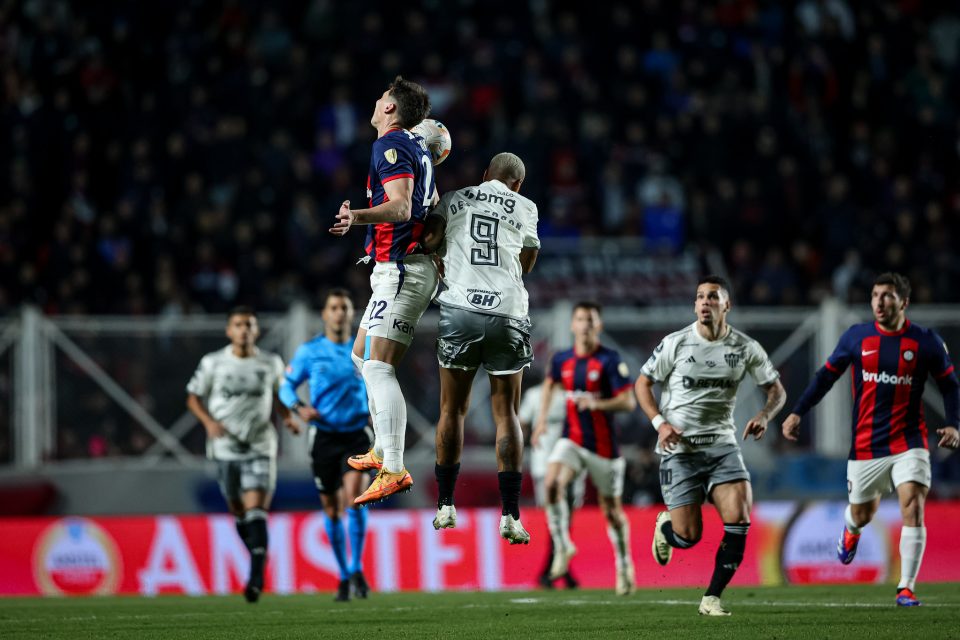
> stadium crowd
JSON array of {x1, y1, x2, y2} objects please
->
[{"x1": 1, "y1": 0, "x2": 960, "y2": 315}]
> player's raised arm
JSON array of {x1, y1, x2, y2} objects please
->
[{"x1": 329, "y1": 178, "x2": 414, "y2": 235}]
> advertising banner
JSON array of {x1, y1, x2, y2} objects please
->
[{"x1": 2, "y1": 502, "x2": 959, "y2": 596}]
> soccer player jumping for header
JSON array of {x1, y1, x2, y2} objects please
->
[
  {"x1": 329, "y1": 76, "x2": 439, "y2": 505},
  {"x1": 783, "y1": 272, "x2": 959, "y2": 607}
]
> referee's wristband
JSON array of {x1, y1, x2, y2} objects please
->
[{"x1": 651, "y1": 414, "x2": 666, "y2": 430}]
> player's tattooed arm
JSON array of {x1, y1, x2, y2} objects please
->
[{"x1": 744, "y1": 379, "x2": 786, "y2": 441}]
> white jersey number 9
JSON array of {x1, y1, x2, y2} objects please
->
[{"x1": 470, "y1": 214, "x2": 500, "y2": 266}]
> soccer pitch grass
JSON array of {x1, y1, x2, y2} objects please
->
[{"x1": 1, "y1": 585, "x2": 957, "y2": 640}]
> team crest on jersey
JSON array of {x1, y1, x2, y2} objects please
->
[
  {"x1": 618, "y1": 362, "x2": 629, "y2": 377},
  {"x1": 588, "y1": 370, "x2": 601, "y2": 381},
  {"x1": 724, "y1": 353, "x2": 742, "y2": 368},
  {"x1": 902, "y1": 350, "x2": 915, "y2": 362},
  {"x1": 384, "y1": 149, "x2": 398, "y2": 164}
]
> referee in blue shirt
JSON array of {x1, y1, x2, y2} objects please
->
[{"x1": 280, "y1": 288, "x2": 372, "y2": 602}]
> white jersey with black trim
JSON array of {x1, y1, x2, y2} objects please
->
[
  {"x1": 186, "y1": 346, "x2": 285, "y2": 461},
  {"x1": 434, "y1": 179, "x2": 539, "y2": 321},
  {"x1": 641, "y1": 322, "x2": 779, "y2": 455}
]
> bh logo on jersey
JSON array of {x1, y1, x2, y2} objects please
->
[
  {"x1": 862, "y1": 370, "x2": 913, "y2": 386},
  {"x1": 467, "y1": 289, "x2": 502, "y2": 310},
  {"x1": 33, "y1": 518, "x2": 121, "y2": 595}
]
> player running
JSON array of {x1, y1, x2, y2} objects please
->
[
  {"x1": 329, "y1": 76, "x2": 438, "y2": 505},
  {"x1": 518, "y1": 378, "x2": 585, "y2": 589},
  {"x1": 279, "y1": 289, "x2": 372, "y2": 602},
  {"x1": 782, "y1": 272, "x2": 959, "y2": 607},
  {"x1": 186, "y1": 307, "x2": 298, "y2": 603},
  {"x1": 636, "y1": 276, "x2": 786, "y2": 615},
  {"x1": 532, "y1": 302, "x2": 638, "y2": 595},
  {"x1": 421, "y1": 152, "x2": 540, "y2": 544}
]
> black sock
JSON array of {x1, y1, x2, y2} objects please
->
[
  {"x1": 498, "y1": 471, "x2": 522, "y2": 520},
  {"x1": 236, "y1": 517, "x2": 250, "y2": 550},
  {"x1": 661, "y1": 521, "x2": 698, "y2": 549},
  {"x1": 435, "y1": 462, "x2": 460, "y2": 508},
  {"x1": 245, "y1": 509, "x2": 269, "y2": 588},
  {"x1": 705, "y1": 523, "x2": 749, "y2": 597}
]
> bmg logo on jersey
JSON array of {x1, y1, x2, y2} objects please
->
[
  {"x1": 862, "y1": 370, "x2": 913, "y2": 386},
  {"x1": 466, "y1": 288, "x2": 502, "y2": 310}
]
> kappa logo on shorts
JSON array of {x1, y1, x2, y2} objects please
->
[{"x1": 392, "y1": 319, "x2": 414, "y2": 335}]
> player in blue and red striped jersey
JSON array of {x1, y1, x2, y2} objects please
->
[
  {"x1": 783, "y1": 272, "x2": 960, "y2": 607},
  {"x1": 329, "y1": 76, "x2": 439, "y2": 505},
  {"x1": 532, "y1": 302, "x2": 638, "y2": 596}
]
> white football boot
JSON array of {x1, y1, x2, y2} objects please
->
[
  {"x1": 698, "y1": 595, "x2": 731, "y2": 616},
  {"x1": 615, "y1": 560, "x2": 636, "y2": 596},
  {"x1": 499, "y1": 514, "x2": 531, "y2": 545},
  {"x1": 548, "y1": 540, "x2": 577, "y2": 578},
  {"x1": 652, "y1": 511, "x2": 673, "y2": 566},
  {"x1": 433, "y1": 505, "x2": 457, "y2": 530}
]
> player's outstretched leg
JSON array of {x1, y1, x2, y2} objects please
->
[
  {"x1": 346, "y1": 506, "x2": 370, "y2": 598},
  {"x1": 355, "y1": 359, "x2": 412, "y2": 505},
  {"x1": 324, "y1": 514, "x2": 351, "y2": 601},
  {"x1": 433, "y1": 462, "x2": 460, "y2": 529},
  {"x1": 837, "y1": 504, "x2": 866, "y2": 564},
  {"x1": 699, "y1": 522, "x2": 749, "y2": 616},
  {"x1": 895, "y1": 526, "x2": 926, "y2": 606},
  {"x1": 243, "y1": 508, "x2": 269, "y2": 603},
  {"x1": 491, "y1": 372, "x2": 530, "y2": 545}
]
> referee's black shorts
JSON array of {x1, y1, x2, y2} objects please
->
[{"x1": 310, "y1": 426, "x2": 374, "y2": 495}]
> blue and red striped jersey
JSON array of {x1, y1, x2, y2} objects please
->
[
  {"x1": 364, "y1": 128, "x2": 435, "y2": 262},
  {"x1": 795, "y1": 320, "x2": 956, "y2": 460},
  {"x1": 549, "y1": 345, "x2": 633, "y2": 459}
]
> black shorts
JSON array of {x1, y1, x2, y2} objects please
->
[{"x1": 310, "y1": 426, "x2": 374, "y2": 495}]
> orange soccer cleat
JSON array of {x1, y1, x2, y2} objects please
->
[
  {"x1": 354, "y1": 468, "x2": 413, "y2": 505},
  {"x1": 347, "y1": 448, "x2": 383, "y2": 471}
]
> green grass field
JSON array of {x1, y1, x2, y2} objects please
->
[{"x1": 1, "y1": 584, "x2": 957, "y2": 639}]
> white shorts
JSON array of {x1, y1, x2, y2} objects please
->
[
  {"x1": 847, "y1": 448, "x2": 931, "y2": 504},
  {"x1": 531, "y1": 433, "x2": 587, "y2": 507},
  {"x1": 360, "y1": 254, "x2": 439, "y2": 347},
  {"x1": 547, "y1": 437, "x2": 625, "y2": 498}
]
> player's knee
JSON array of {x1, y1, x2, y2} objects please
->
[
  {"x1": 900, "y1": 497, "x2": 925, "y2": 526},
  {"x1": 672, "y1": 523, "x2": 702, "y2": 545}
]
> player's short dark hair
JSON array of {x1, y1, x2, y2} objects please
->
[
  {"x1": 874, "y1": 272, "x2": 911, "y2": 300},
  {"x1": 572, "y1": 301, "x2": 602, "y2": 316},
  {"x1": 698, "y1": 275, "x2": 731, "y2": 295},
  {"x1": 388, "y1": 75, "x2": 430, "y2": 129},
  {"x1": 227, "y1": 305, "x2": 256, "y2": 321},
  {"x1": 321, "y1": 287, "x2": 352, "y2": 307}
]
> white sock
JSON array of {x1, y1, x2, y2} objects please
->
[
  {"x1": 352, "y1": 352, "x2": 382, "y2": 458},
  {"x1": 844, "y1": 505, "x2": 862, "y2": 535},
  {"x1": 546, "y1": 500, "x2": 572, "y2": 549},
  {"x1": 897, "y1": 526, "x2": 927, "y2": 591},
  {"x1": 362, "y1": 360, "x2": 405, "y2": 473},
  {"x1": 607, "y1": 519, "x2": 632, "y2": 569}
]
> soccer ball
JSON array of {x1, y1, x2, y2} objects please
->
[{"x1": 412, "y1": 119, "x2": 452, "y2": 166}]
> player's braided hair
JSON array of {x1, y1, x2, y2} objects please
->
[
  {"x1": 874, "y1": 272, "x2": 911, "y2": 300},
  {"x1": 388, "y1": 75, "x2": 431, "y2": 129}
]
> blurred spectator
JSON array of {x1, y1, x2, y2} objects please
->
[{"x1": 0, "y1": 1, "x2": 958, "y2": 315}]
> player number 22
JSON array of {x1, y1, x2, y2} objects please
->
[{"x1": 470, "y1": 214, "x2": 500, "y2": 266}]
